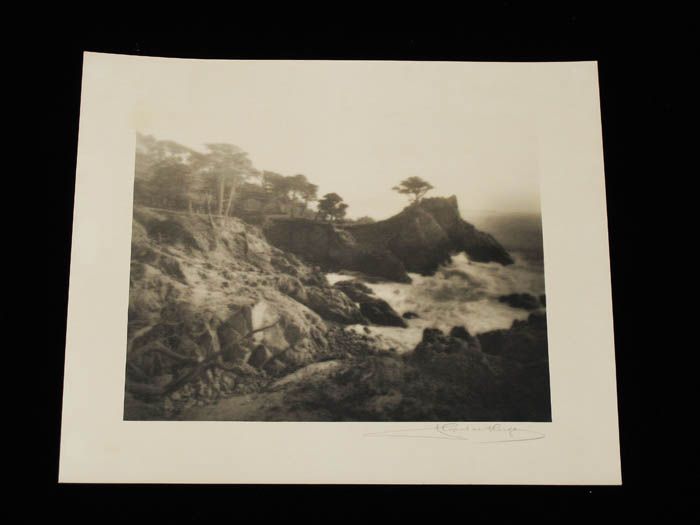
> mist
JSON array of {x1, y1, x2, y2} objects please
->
[{"x1": 134, "y1": 60, "x2": 543, "y2": 220}]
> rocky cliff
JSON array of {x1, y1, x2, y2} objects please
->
[
  {"x1": 125, "y1": 206, "x2": 379, "y2": 419},
  {"x1": 125, "y1": 203, "x2": 539, "y2": 422},
  {"x1": 347, "y1": 196, "x2": 514, "y2": 272},
  {"x1": 263, "y1": 196, "x2": 513, "y2": 282},
  {"x1": 262, "y1": 218, "x2": 412, "y2": 282}
]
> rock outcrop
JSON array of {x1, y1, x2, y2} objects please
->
[
  {"x1": 262, "y1": 196, "x2": 513, "y2": 282},
  {"x1": 347, "y1": 196, "x2": 514, "y2": 274},
  {"x1": 478, "y1": 311, "x2": 549, "y2": 363},
  {"x1": 262, "y1": 218, "x2": 411, "y2": 282},
  {"x1": 333, "y1": 280, "x2": 407, "y2": 327},
  {"x1": 125, "y1": 206, "x2": 372, "y2": 419}
]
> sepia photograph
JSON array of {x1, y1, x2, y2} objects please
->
[{"x1": 122, "y1": 64, "x2": 551, "y2": 421}]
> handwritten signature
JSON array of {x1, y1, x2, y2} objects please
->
[{"x1": 364, "y1": 423, "x2": 545, "y2": 443}]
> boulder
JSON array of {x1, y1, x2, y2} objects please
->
[
  {"x1": 303, "y1": 286, "x2": 367, "y2": 325},
  {"x1": 334, "y1": 280, "x2": 407, "y2": 327},
  {"x1": 402, "y1": 311, "x2": 420, "y2": 319},
  {"x1": 359, "y1": 301, "x2": 407, "y2": 327}
]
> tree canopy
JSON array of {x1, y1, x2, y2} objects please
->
[
  {"x1": 262, "y1": 172, "x2": 318, "y2": 216},
  {"x1": 392, "y1": 176, "x2": 434, "y2": 203},
  {"x1": 316, "y1": 193, "x2": 348, "y2": 222},
  {"x1": 134, "y1": 134, "x2": 337, "y2": 222}
]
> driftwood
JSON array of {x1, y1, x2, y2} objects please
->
[{"x1": 125, "y1": 318, "x2": 280, "y2": 399}]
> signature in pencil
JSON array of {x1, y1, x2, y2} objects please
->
[{"x1": 364, "y1": 423, "x2": 545, "y2": 443}]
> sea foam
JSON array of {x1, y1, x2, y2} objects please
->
[{"x1": 328, "y1": 252, "x2": 545, "y2": 353}]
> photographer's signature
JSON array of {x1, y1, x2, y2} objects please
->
[{"x1": 364, "y1": 423, "x2": 545, "y2": 443}]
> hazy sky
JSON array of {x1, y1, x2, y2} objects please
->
[{"x1": 133, "y1": 60, "x2": 543, "y2": 220}]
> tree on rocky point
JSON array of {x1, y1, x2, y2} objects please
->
[{"x1": 392, "y1": 176, "x2": 434, "y2": 203}]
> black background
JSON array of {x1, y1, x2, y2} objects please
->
[{"x1": 24, "y1": 4, "x2": 690, "y2": 521}]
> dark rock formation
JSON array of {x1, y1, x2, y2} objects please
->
[
  {"x1": 402, "y1": 311, "x2": 420, "y2": 319},
  {"x1": 263, "y1": 218, "x2": 411, "y2": 282},
  {"x1": 346, "y1": 196, "x2": 513, "y2": 274},
  {"x1": 303, "y1": 285, "x2": 368, "y2": 325},
  {"x1": 478, "y1": 312, "x2": 549, "y2": 363},
  {"x1": 448, "y1": 325, "x2": 481, "y2": 350},
  {"x1": 263, "y1": 196, "x2": 513, "y2": 282},
  {"x1": 359, "y1": 301, "x2": 407, "y2": 328},
  {"x1": 498, "y1": 293, "x2": 541, "y2": 310},
  {"x1": 276, "y1": 318, "x2": 548, "y2": 421},
  {"x1": 449, "y1": 325, "x2": 472, "y2": 341},
  {"x1": 413, "y1": 327, "x2": 472, "y2": 358},
  {"x1": 334, "y1": 280, "x2": 407, "y2": 327},
  {"x1": 171, "y1": 315, "x2": 552, "y2": 422}
]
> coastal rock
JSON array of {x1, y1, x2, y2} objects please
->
[
  {"x1": 450, "y1": 325, "x2": 481, "y2": 352},
  {"x1": 303, "y1": 285, "x2": 367, "y2": 325},
  {"x1": 334, "y1": 280, "x2": 374, "y2": 296},
  {"x1": 419, "y1": 197, "x2": 514, "y2": 265},
  {"x1": 359, "y1": 301, "x2": 407, "y2": 328},
  {"x1": 263, "y1": 196, "x2": 512, "y2": 282},
  {"x1": 498, "y1": 293, "x2": 541, "y2": 310},
  {"x1": 263, "y1": 218, "x2": 411, "y2": 282},
  {"x1": 346, "y1": 196, "x2": 513, "y2": 275},
  {"x1": 413, "y1": 327, "x2": 471, "y2": 358},
  {"x1": 125, "y1": 206, "x2": 341, "y2": 413},
  {"x1": 334, "y1": 280, "x2": 407, "y2": 327},
  {"x1": 478, "y1": 312, "x2": 549, "y2": 363},
  {"x1": 449, "y1": 325, "x2": 472, "y2": 341}
]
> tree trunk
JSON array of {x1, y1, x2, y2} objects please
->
[
  {"x1": 206, "y1": 195, "x2": 217, "y2": 230},
  {"x1": 224, "y1": 183, "x2": 236, "y2": 220},
  {"x1": 218, "y1": 176, "x2": 225, "y2": 217}
]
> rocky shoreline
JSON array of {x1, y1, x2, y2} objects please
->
[{"x1": 124, "y1": 200, "x2": 549, "y2": 422}]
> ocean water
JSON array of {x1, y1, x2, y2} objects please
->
[{"x1": 326, "y1": 251, "x2": 546, "y2": 354}]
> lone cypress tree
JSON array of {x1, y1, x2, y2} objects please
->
[{"x1": 392, "y1": 176, "x2": 434, "y2": 203}]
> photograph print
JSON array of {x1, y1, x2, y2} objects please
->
[{"x1": 123, "y1": 62, "x2": 551, "y2": 422}]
